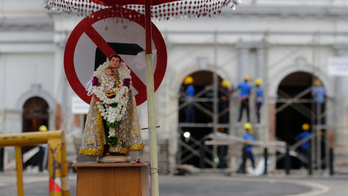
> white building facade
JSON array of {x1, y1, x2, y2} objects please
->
[{"x1": 1, "y1": 0, "x2": 348, "y2": 173}]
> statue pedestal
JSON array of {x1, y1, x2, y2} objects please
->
[{"x1": 72, "y1": 162, "x2": 149, "y2": 196}]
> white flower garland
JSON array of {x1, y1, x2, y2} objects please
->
[
  {"x1": 92, "y1": 62, "x2": 131, "y2": 124},
  {"x1": 108, "y1": 128, "x2": 116, "y2": 137}
]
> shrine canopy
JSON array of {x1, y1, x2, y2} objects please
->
[
  {"x1": 43, "y1": 0, "x2": 243, "y2": 20},
  {"x1": 91, "y1": 0, "x2": 180, "y2": 5}
]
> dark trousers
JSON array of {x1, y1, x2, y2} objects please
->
[
  {"x1": 31, "y1": 146, "x2": 45, "y2": 171},
  {"x1": 237, "y1": 150, "x2": 255, "y2": 173},
  {"x1": 238, "y1": 98, "x2": 250, "y2": 122},
  {"x1": 218, "y1": 146, "x2": 227, "y2": 168},
  {"x1": 218, "y1": 99, "x2": 229, "y2": 123},
  {"x1": 185, "y1": 103, "x2": 195, "y2": 123},
  {"x1": 314, "y1": 102, "x2": 325, "y2": 125},
  {"x1": 256, "y1": 102, "x2": 262, "y2": 123},
  {"x1": 246, "y1": 151, "x2": 255, "y2": 169},
  {"x1": 300, "y1": 148, "x2": 310, "y2": 169}
]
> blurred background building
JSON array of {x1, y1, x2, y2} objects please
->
[{"x1": 0, "y1": 0, "x2": 348, "y2": 174}]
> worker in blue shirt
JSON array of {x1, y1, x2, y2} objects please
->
[
  {"x1": 255, "y1": 78, "x2": 263, "y2": 124},
  {"x1": 237, "y1": 123, "x2": 255, "y2": 173},
  {"x1": 219, "y1": 80, "x2": 231, "y2": 124},
  {"x1": 231, "y1": 76, "x2": 252, "y2": 122},
  {"x1": 184, "y1": 76, "x2": 195, "y2": 123},
  {"x1": 312, "y1": 80, "x2": 326, "y2": 125},
  {"x1": 296, "y1": 123, "x2": 312, "y2": 169}
]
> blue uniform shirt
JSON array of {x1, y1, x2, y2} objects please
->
[
  {"x1": 186, "y1": 85, "x2": 195, "y2": 101},
  {"x1": 256, "y1": 87, "x2": 264, "y2": 103},
  {"x1": 243, "y1": 133, "x2": 254, "y2": 152},
  {"x1": 296, "y1": 132, "x2": 311, "y2": 150},
  {"x1": 311, "y1": 86, "x2": 326, "y2": 103},
  {"x1": 237, "y1": 82, "x2": 252, "y2": 98}
]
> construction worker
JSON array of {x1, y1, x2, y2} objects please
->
[
  {"x1": 27, "y1": 125, "x2": 48, "y2": 173},
  {"x1": 217, "y1": 80, "x2": 231, "y2": 168},
  {"x1": 237, "y1": 123, "x2": 255, "y2": 173},
  {"x1": 184, "y1": 76, "x2": 195, "y2": 123},
  {"x1": 311, "y1": 80, "x2": 326, "y2": 125},
  {"x1": 255, "y1": 78, "x2": 264, "y2": 124},
  {"x1": 219, "y1": 79, "x2": 231, "y2": 124},
  {"x1": 230, "y1": 76, "x2": 252, "y2": 123},
  {"x1": 296, "y1": 123, "x2": 312, "y2": 169}
]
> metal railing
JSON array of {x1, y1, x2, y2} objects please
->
[{"x1": 0, "y1": 130, "x2": 70, "y2": 196}]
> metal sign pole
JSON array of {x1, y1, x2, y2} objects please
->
[{"x1": 263, "y1": 31, "x2": 269, "y2": 174}]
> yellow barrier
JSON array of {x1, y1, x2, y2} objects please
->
[{"x1": 0, "y1": 130, "x2": 70, "y2": 196}]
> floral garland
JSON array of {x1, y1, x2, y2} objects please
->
[{"x1": 91, "y1": 62, "x2": 132, "y2": 146}]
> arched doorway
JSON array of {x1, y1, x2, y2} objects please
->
[
  {"x1": 177, "y1": 71, "x2": 228, "y2": 169},
  {"x1": 22, "y1": 97, "x2": 49, "y2": 133},
  {"x1": 22, "y1": 97, "x2": 49, "y2": 169},
  {"x1": 275, "y1": 72, "x2": 326, "y2": 169}
]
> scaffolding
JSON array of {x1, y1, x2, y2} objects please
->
[{"x1": 169, "y1": 30, "x2": 345, "y2": 173}]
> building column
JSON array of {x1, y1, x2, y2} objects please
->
[
  {"x1": 333, "y1": 44, "x2": 348, "y2": 149},
  {"x1": 268, "y1": 103, "x2": 276, "y2": 140},
  {"x1": 256, "y1": 47, "x2": 264, "y2": 80},
  {"x1": 52, "y1": 42, "x2": 66, "y2": 132},
  {"x1": 168, "y1": 95, "x2": 179, "y2": 173},
  {"x1": 0, "y1": 53, "x2": 5, "y2": 134},
  {"x1": 234, "y1": 42, "x2": 251, "y2": 126},
  {"x1": 256, "y1": 41, "x2": 271, "y2": 143},
  {"x1": 235, "y1": 42, "x2": 251, "y2": 83},
  {"x1": 238, "y1": 48, "x2": 249, "y2": 82}
]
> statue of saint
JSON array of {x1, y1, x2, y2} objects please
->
[{"x1": 80, "y1": 54, "x2": 144, "y2": 162}]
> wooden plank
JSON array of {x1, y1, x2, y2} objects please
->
[
  {"x1": 141, "y1": 166, "x2": 149, "y2": 196},
  {"x1": 205, "y1": 140, "x2": 286, "y2": 147},
  {"x1": 207, "y1": 133, "x2": 286, "y2": 147},
  {"x1": 76, "y1": 166, "x2": 147, "y2": 196}
]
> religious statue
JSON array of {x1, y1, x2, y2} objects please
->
[{"x1": 80, "y1": 54, "x2": 144, "y2": 162}]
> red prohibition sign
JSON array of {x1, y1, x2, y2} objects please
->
[{"x1": 64, "y1": 7, "x2": 167, "y2": 106}]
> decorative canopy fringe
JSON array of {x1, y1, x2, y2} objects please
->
[{"x1": 42, "y1": 0, "x2": 243, "y2": 20}]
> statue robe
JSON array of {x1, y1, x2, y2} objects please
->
[{"x1": 79, "y1": 76, "x2": 144, "y2": 157}]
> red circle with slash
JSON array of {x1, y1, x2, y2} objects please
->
[{"x1": 64, "y1": 7, "x2": 167, "y2": 105}]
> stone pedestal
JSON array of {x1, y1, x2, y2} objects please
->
[{"x1": 72, "y1": 162, "x2": 149, "y2": 196}]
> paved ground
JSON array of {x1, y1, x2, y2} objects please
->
[{"x1": 0, "y1": 172, "x2": 347, "y2": 196}]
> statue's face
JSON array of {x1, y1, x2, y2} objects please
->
[{"x1": 110, "y1": 57, "x2": 121, "y2": 70}]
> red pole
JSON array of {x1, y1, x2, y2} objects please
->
[{"x1": 145, "y1": 0, "x2": 152, "y2": 54}]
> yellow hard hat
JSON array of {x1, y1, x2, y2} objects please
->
[
  {"x1": 221, "y1": 80, "x2": 231, "y2": 88},
  {"x1": 184, "y1": 76, "x2": 193, "y2": 84},
  {"x1": 39, "y1": 125, "x2": 48, "y2": 132},
  {"x1": 244, "y1": 122, "x2": 252, "y2": 130},
  {"x1": 255, "y1": 78, "x2": 262, "y2": 85},
  {"x1": 302, "y1": 123, "x2": 310, "y2": 130},
  {"x1": 244, "y1": 76, "x2": 250, "y2": 81},
  {"x1": 314, "y1": 80, "x2": 321, "y2": 86}
]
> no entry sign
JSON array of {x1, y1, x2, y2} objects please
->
[{"x1": 64, "y1": 8, "x2": 167, "y2": 106}]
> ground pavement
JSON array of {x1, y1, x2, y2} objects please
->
[{"x1": 0, "y1": 171, "x2": 347, "y2": 196}]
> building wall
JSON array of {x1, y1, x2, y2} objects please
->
[
  {"x1": 5, "y1": 53, "x2": 54, "y2": 109},
  {"x1": 154, "y1": 3, "x2": 348, "y2": 170},
  {"x1": 1, "y1": 0, "x2": 348, "y2": 171}
]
